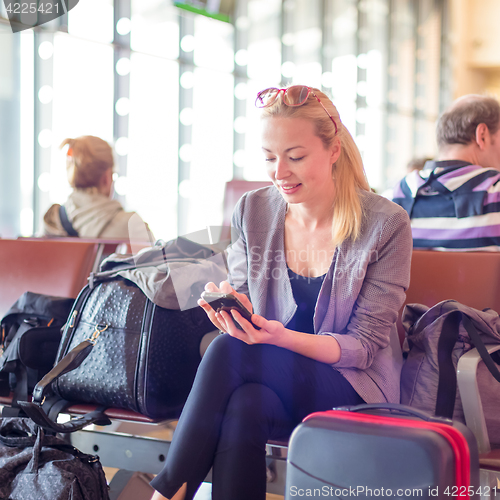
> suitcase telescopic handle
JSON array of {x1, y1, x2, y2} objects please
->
[{"x1": 337, "y1": 403, "x2": 453, "y2": 424}]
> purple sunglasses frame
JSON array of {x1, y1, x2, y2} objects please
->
[{"x1": 255, "y1": 85, "x2": 338, "y2": 136}]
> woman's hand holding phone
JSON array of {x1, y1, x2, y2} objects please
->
[
  {"x1": 198, "y1": 281, "x2": 261, "y2": 333},
  {"x1": 197, "y1": 281, "x2": 246, "y2": 333},
  {"x1": 197, "y1": 281, "x2": 288, "y2": 347},
  {"x1": 200, "y1": 291, "x2": 260, "y2": 331}
]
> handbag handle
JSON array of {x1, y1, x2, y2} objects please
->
[
  {"x1": 0, "y1": 430, "x2": 38, "y2": 448},
  {"x1": 337, "y1": 403, "x2": 452, "y2": 423},
  {"x1": 0, "y1": 422, "x2": 97, "y2": 447},
  {"x1": 461, "y1": 314, "x2": 500, "y2": 383},
  {"x1": 18, "y1": 325, "x2": 112, "y2": 433},
  {"x1": 17, "y1": 401, "x2": 111, "y2": 433},
  {"x1": 32, "y1": 323, "x2": 108, "y2": 403},
  {"x1": 31, "y1": 339, "x2": 94, "y2": 404}
]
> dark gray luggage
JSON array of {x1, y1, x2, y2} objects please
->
[{"x1": 286, "y1": 404, "x2": 480, "y2": 500}]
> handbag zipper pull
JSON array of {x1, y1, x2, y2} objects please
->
[
  {"x1": 86, "y1": 324, "x2": 109, "y2": 345},
  {"x1": 68, "y1": 310, "x2": 78, "y2": 328}
]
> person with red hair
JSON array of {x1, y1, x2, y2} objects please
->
[{"x1": 43, "y1": 135, "x2": 153, "y2": 242}]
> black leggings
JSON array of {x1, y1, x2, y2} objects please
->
[{"x1": 150, "y1": 333, "x2": 364, "y2": 500}]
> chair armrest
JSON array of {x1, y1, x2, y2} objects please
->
[{"x1": 457, "y1": 344, "x2": 500, "y2": 454}]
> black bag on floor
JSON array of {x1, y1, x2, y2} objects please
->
[
  {"x1": 19, "y1": 238, "x2": 226, "y2": 427},
  {"x1": 0, "y1": 292, "x2": 74, "y2": 405},
  {"x1": 0, "y1": 417, "x2": 110, "y2": 500}
]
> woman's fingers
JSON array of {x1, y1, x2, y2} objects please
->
[
  {"x1": 219, "y1": 281, "x2": 234, "y2": 294},
  {"x1": 229, "y1": 309, "x2": 251, "y2": 334},
  {"x1": 200, "y1": 281, "x2": 255, "y2": 334},
  {"x1": 197, "y1": 299, "x2": 226, "y2": 332},
  {"x1": 220, "y1": 309, "x2": 263, "y2": 344},
  {"x1": 215, "y1": 311, "x2": 228, "y2": 331},
  {"x1": 219, "y1": 310, "x2": 247, "y2": 342},
  {"x1": 219, "y1": 309, "x2": 244, "y2": 331},
  {"x1": 204, "y1": 282, "x2": 220, "y2": 293},
  {"x1": 231, "y1": 309, "x2": 266, "y2": 332},
  {"x1": 217, "y1": 281, "x2": 254, "y2": 314},
  {"x1": 234, "y1": 293, "x2": 253, "y2": 313}
]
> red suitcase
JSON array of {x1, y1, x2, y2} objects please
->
[{"x1": 286, "y1": 404, "x2": 480, "y2": 500}]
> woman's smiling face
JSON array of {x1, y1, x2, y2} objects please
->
[{"x1": 261, "y1": 116, "x2": 340, "y2": 205}]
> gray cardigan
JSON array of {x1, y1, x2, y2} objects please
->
[{"x1": 227, "y1": 186, "x2": 412, "y2": 404}]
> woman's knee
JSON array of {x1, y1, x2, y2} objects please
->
[
  {"x1": 202, "y1": 332, "x2": 243, "y2": 362},
  {"x1": 224, "y1": 383, "x2": 289, "y2": 432},
  {"x1": 194, "y1": 334, "x2": 245, "y2": 382}
]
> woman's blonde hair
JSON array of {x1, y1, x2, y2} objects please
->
[
  {"x1": 259, "y1": 86, "x2": 370, "y2": 247},
  {"x1": 60, "y1": 135, "x2": 114, "y2": 189}
]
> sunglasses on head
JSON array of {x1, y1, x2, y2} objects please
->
[{"x1": 255, "y1": 85, "x2": 338, "y2": 136}]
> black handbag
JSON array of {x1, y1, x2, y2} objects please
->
[
  {"x1": 0, "y1": 417, "x2": 109, "y2": 500},
  {"x1": 0, "y1": 292, "x2": 75, "y2": 406},
  {"x1": 18, "y1": 238, "x2": 226, "y2": 430},
  {"x1": 22, "y1": 278, "x2": 216, "y2": 425}
]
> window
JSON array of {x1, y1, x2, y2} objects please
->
[
  {"x1": 186, "y1": 68, "x2": 234, "y2": 233},
  {"x1": 68, "y1": 0, "x2": 114, "y2": 44},
  {"x1": 0, "y1": 25, "x2": 22, "y2": 237},
  {"x1": 128, "y1": 54, "x2": 179, "y2": 241},
  {"x1": 49, "y1": 34, "x2": 114, "y2": 205},
  {"x1": 0, "y1": 0, "x2": 452, "y2": 239},
  {"x1": 131, "y1": 0, "x2": 179, "y2": 60}
]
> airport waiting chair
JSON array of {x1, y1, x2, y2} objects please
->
[
  {"x1": 220, "y1": 179, "x2": 273, "y2": 241},
  {"x1": 398, "y1": 250, "x2": 500, "y2": 343},
  {"x1": 58, "y1": 249, "x2": 500, "y2": 494},
  {"x1": 18, "y1": 236, "x2": 153, "y2": 274},
  {"x1": 4, "y1": 196, "x2": 499, "y2": 494},
  {"x1": 399, "y1": 250, "x2": 500, "y2": 470},
  {"x1": 0, "y1": 238, "x2": 99, "y2": 319}
]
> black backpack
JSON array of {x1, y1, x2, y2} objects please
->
[{"x1": 0, "y1": 292, "x2": 74, "y2": 412}]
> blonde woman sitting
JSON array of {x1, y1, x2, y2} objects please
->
[{"x1": 150, "y1": 86, "x2": 412, "y2": 500}]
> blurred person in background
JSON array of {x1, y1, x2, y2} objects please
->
[
  {"x1": 43, "y1": 135, "x2": 153, "y2": 243},
  {"x1": 406, "y1": 156, "x2": 432, "y2": 174},
  {"x1": 380, "y1": 156, "x2": 431, "y2": 200},
  {"x1": 392, "y1": 94, "x2": 500, "y2": 250}
]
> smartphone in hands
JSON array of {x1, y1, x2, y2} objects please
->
[{"x1": 201, "y1": 292, "x2": 261, "y2": 330}]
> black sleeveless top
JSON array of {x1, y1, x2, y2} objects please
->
[{"x1": 286, "y1": 267, "x2": 326, "y2": 334}]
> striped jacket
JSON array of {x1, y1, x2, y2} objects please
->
[{"x1": 392, "y1": 160, "x2": 500, "y2": 250}]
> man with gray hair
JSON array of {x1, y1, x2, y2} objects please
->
[{"x1": 392, "y1": 94, "x2": 500, "y2": 250}]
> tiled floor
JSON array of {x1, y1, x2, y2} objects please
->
[
  {"x1": 103, "y1": 420, "x2": 284, "y2": 499},
  {"x1": 191, "y1": 483, "x2": 284, "y2": 500},
  {"x1": 104, "y1": 468, "x2": 284, "y2": 499}
]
